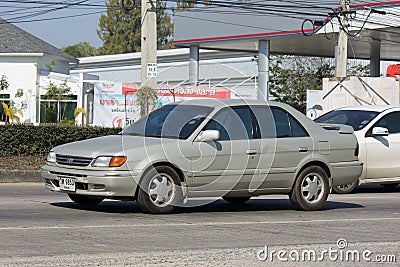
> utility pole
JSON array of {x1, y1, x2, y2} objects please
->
[
  {"x1": 141, "y1": 0, "x2": 157, "y2": 90},
  {"x1": 335, "y1": 0, "x2": 349, "y2": 78}
]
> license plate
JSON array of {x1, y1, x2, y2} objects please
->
[{"x1": 59, "y1": 177, "x2": 75, "y2": 191}]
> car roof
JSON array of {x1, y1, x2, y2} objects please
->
[
  {"x1": 335, "y1": 105, "x2": 400, "y2": 112},
  {"x1": 167, "y1": 98, "x2": 281, "y2": 108}
]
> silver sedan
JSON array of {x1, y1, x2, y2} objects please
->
[{"x1": 42, "y1": 99, "x2": 362, "y2": 213}]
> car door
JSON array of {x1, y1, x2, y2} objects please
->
[
  {"x1": 190, "y1": 105, "x2": 260, "y2": 195},
  {"x1": 364, "y1": 111, "x2": 400, "y2": 179},
  {"x1": 251, "y1": 106, "x2": 313, "y2": 191}
]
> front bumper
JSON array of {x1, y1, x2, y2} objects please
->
[
  {"x1": 41, "y1": 164, "x2": 139, "y2": 198},
  {"x1": 330, "y1": 161, "x2": 363, "y2": 186}
]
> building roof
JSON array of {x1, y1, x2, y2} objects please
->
[{"x1": 0, "y1": 18, "x2": 78, "y2": 63}]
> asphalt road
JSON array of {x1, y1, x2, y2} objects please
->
[{"x1": 0, "y1": 183, "x2": 399, "y2": 266}]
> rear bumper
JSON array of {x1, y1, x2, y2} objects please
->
[
  {"x1": 41, "y1": 164, "x2": 139, "y2": 198},
  {"x1": 330, "y1": 161, "x2": 363, "y2": 186}
]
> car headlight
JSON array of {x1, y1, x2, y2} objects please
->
[
  {"x1": 92, "y1": 156, "x2": 127, "y2": 167},
  {"x1": 47, "y1": 151, "x2": 56, "y2": 163}
]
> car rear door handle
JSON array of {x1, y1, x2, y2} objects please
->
[
  {"x1": 246, "y1": 149, "x2": 258, "y2": 155},
  {"x1": 298, "y1": 147, "x2": 309, "y2": 152}
]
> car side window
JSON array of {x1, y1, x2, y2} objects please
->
[
  {"x1": 252, "y1": 106, "x2": 275, "y2": 138},
  {"x1": 289, "y1": 115, "x2": 309, "y2": 137},
  {"x1": 203, "y1": 106, "x2": 253, "y2": 140},
  {"x1": 374, "y1": 112, "x2": 400, "y2": 134},
  {"x1": 271, "y1": 108, "x2": 291, "y2": 138}
]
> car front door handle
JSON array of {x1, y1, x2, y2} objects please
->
[
  {"x1": 246, "y1": 149, "x2": 258, "y2": 155},
  {"x1": 298, "y1": 147, "x2": 309, "y2": 152}
]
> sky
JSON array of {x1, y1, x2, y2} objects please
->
[
  {"x1": 18, "y1": 12, "x2": 103, "y2": 48},
  {"x1": 0, "y1": 1, "x2": 108, "y2": 49}
]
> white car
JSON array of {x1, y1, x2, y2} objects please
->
[{"x1": 315, "y1": 105, "x2": 400, "y2": 193}]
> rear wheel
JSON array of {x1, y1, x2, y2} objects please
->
[
  {"x1": 136, "y1": 166, "x2": 182, "y2": 214},
  {"x1": 223, "y1": 196, "x2": 251, "y2": 204},
  {"x1": 290, "y1": 166, "x2": 329, "y2": 211},
  {"x1": 332, "y1": 182, "x2": 357, "y2": 194},
  {"x1": 68, "y1": 194, "x2": 104, "y2": 206}
]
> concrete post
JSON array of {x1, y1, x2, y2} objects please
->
[
  {"x1": 335, "y1": 0, "x2": 349, "y2": 78},
  {"x1": 258, "y1": 40, "x2": 270, "y2": 101},
  {"x1": 189, "y1": 45, "x2": 199, "y2": 86},
  {"x1": 370, "y1": 37, "x2": 381, "y2": 77},
  {"x1": 141, "y1": 0, "x2": 157, "y2": 89}
]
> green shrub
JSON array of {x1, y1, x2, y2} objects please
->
[{"x1": 0, "y1": 125, "x2": 121, "y2": 156}]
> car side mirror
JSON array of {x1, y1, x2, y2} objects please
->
[
  {"x1": 195, "y1": 130, "x2": 220, "y2": 142},
  {"x1": 372, "y1": 127, "x2": 389, "y2": 136}
]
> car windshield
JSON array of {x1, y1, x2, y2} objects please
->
[
  {"x1": 122, "y1": 104, "x2": 213, "y2": 139},
  {"x1": 315, "y1": 109, "x2": 379, "y2": 131}
]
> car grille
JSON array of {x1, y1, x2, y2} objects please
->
[
  {"x1": 56, "y1": 154, "x2": 93, "y2": 167},
  {"x1": 49, "y1": 171, "x2": 87, "y2": 178}
]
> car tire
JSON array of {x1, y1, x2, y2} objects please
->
[
  {"x1": 68, "y1": 194, "x2": 104, "y2": 206},
  {"x1": 380, "y1": 183, "x2": 399, "y2": 188},
  {"x1": 136, "y1": 166, "x2": 182, "y2": 214},
  {"x1": 290, "y1": 166, "x2": 329, "y2": 211},
  {"x1": 222, "y1": 196, "x2": 251, "y2": 204},
  {"x1": 332, "y1": 182, "x2": 357, "y2": 194}
]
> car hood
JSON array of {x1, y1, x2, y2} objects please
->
[{"x1": 52, "y1": 134, "x2": 177, "y2": 158}]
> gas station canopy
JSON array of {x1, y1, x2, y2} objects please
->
[{"x1": 173, "y1": 1, "x2": 400, "y2": 61}]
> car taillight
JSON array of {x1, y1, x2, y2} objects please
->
[{"x1": 354, "y1": 143, "x2": 359, "y2": 157}]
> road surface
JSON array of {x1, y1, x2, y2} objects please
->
[{"x1": 0, "y1": 183, "x2": 399, "y2": 266}]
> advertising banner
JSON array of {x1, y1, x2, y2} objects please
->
[
  {"x1": 93, "y1": 82, "x2": 141, "y2": 128},
  {"x1": 93, "y1": 82, "x2": 232, "y2": 128}
]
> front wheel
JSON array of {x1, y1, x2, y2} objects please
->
[
  {"x1": 136, "y1": 166, "x2": 182, "y2": 214},
  {"x1": 68, "y1": 194, "x2": 104, "y2": 206},
  {"x1": 332, "y1": 182, "x2": 357, "y2": 194},
  {"x1": 290, "y1": 166, "x2": 329, "y2": 211}
]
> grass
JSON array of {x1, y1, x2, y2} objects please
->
[{"x1": 0, "y1": 155, "x2": 46, "y2": 170}]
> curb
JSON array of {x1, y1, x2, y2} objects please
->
[{"x1": 0, "y1": 170, "x2": 42, "y2": 183}]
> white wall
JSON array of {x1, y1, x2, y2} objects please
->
[
  {"x1": 0, "y1": 55, "x2": 81, "y2": 124},
  {"x1": 38, "y1": 56, "x2": 71, "y2": 75},
  {"x1": 0, "y1": 56, "x2": 39, "y2": 124}
]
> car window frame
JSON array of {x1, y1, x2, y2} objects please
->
[
  {"x1": 251, "y1": 106, "x2": 309, "y2": 139},
  {"x1": 200, "y1": 105, "x2": 257, "y2": 141}
]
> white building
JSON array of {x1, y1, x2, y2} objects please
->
[{"x1": 0, "y1": 18, "x2": 79, "y2": 124}]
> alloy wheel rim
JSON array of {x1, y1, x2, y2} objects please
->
[
  {"x1": 337, "y1": 183, "x2": 355, "y2": 190},
  {"x1": 148, "y1": 173, "x2": 175, "y2": 207},
  {"x1": 300, "y1": 173, "x2": 324, "y2": 203}
]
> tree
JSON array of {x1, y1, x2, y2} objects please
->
[
  {"x1": 73, "y1": 107, "x2": 87, "y2": 126},
  {"x1": 269, "y1": 56, "x2": 335, "y2": 113},
  {"x1": 348, "y1": 64, "x2": 370, "y2": 76},
  {"x1": 97, "y1": 0, "x2": 173, "y2": 55},
  {"x1": 0, "y1": 75, "x2": 9, "y2": 91},
  {"x1": 174, "y1": 0, "x2": 197, "y2": 10},
  {"x1": 1, "y1": 102, "x2": 22, "y2": 124},
  {"x1": 173, "y1": 0, "x2": 212, "y2": 10},
  {"x1": 41, "y1": 81, "x2": 73, "y2": 123},
  {"x1": 269, "y1": 56, "x2": 372, "y2": 113},
  {"x1": 62, "y1": 42, "x2": 98, "y2": 58},
  {"x1": 136, "y1": 85, "x2": 157, "y2": 117}
]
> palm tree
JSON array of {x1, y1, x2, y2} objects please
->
[
  {"x1": 73, "y1": 107, "x2": 87, "y2": 126},
  {"x1": 1, "y1": 102, "x2": 22, "y2": 124}
]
